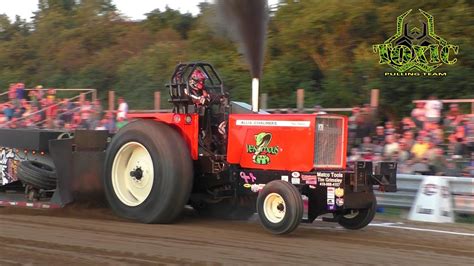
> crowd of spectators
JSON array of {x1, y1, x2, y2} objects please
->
[
  {"x1": 0, "y1": 83, "x2": 129, "y2": 132},
  {"x1": 347, "y1": 96, "x2": 473, "y2": 177},
  {"x1": 1, "y1": 84, "x2": 472, "y2": 177}
]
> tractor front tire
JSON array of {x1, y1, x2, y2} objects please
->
[
  {"x1": 256, "y1": 180, "x2": 303, "y2": 235},
  {"x1": 338, "y1": 193, "x2": 377, "y2": 230},
  {"x1": 104, "y1": 120, "x2": 193, "y2": 224}
]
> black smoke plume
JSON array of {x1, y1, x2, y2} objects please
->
[{"x1": 217, "y1": 0, "x2": 269, "y2": 78}]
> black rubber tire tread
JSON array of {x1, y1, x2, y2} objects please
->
[
  {"x1": 256, "y1": 180, "x2": 303, "y2": 235},
  {"x1": 192, "y1": 198, "x2": 256, "y2": 220},
  {"x1": 103, "y1": 120, "x2": 193, "y2": 224},
  {"x1": 338, "y1": 193, "x2": 377, "y2": 230},
  {"x1": 17, "y1": 161, "x2": 57, "y2": 190}
]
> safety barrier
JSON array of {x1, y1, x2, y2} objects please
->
[{"x1": 375, "y1": 174, "x2": 474, "y2": 214}]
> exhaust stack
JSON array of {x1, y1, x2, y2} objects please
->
[{"x1": 252, "y1": 78, "x2": 259, "y2": 112}]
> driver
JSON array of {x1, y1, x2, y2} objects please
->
[{"x1": 188, "y1": 69, "x2": 210, "y2": 106}]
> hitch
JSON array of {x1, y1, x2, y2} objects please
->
[{"x1": 353, "y1": 161, "x2": 397, "y2": 193}]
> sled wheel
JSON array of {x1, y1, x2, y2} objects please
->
[
  {"x1": 104, "y1": 120, "x2": 193, "y2": 224},
  {"x1": 256, "y1": 180, "x2": 303, "y2": 235},
  {"x1": 17, "y1": 161, "x2": 57, "y2": 190},
  {"x1": 338, "y1": 193, "x2": 377, "y2": 230}
]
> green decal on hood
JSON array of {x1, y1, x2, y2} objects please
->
[{"x1": 246, "y1": 132, "x2": 279, "y2": 165}]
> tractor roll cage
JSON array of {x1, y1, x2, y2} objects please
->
[{"x1": 167, "y1": 62, "x2": 225, "y2": 114}]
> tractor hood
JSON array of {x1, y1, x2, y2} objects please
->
[{"x1": 226, "y1": 113, "x2": 348, "y2": 172}]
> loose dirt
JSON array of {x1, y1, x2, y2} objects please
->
[{"x1": 0, "y1": 206, "x2": 473, "y2": 265}]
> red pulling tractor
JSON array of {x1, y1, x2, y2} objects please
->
[{"x1": 0, "y1": 62, "x2": 397, "y2": 234}]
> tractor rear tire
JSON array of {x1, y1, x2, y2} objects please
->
[
  {"x1": 103, "y1": 120, "x2": 193, "y2": 224},
  {"x1": 338, "y1": 193, "x2": 377, "y2": 230},
  {"x1": 256, "y1": 180, "x2": 303, "y2": 235},
  {"x1": 17, "y1": 161, "x2": 57, "y2": 190}
]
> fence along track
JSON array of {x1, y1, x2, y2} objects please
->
[{"x1": 375, "y1": 174, "x2": 474, "y2": 214}]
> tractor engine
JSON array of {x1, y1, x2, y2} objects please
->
[{"x1": 226, "y1": 113, "x2": 347, "y2": 172}]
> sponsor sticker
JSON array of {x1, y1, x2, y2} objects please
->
[
  {"x1": 316, "y1": 172, "x2": 343, "y2": 187},
  {"x1": 250, "y1": 184, "x2": 266, "y2": 193},
  {"x1": 247, "y1": 132, "x2": 279, "y2": 165},
  {"x1": 236, "y1": 120, "x2": 311, "y2": 128},
  {"x1": 327, "y1": 187, "x2": 335, "y2": 210},
  {"x1": 335, "y1": 188, "x2": 344, "y2": 198},
  {"x1": 302, "y1": 174, "x2": 317, "y2": 185},
  {"x1": 281, "y1": 175, "x2": 289, "y2": 182},
  {"x1": 291, "y1": 172, "x2": 300, "y2": 178},
  {"x1": 301, "y1": 174, "x2": 317, "y2": 180},
  {"x1": 336, "y1": 198, "x2": 344, "y2": 207},
  {"x1": 291, "y1": 177, "x2": 301, "y2": 185}
]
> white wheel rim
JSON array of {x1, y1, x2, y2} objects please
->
[
  {"x1": 111, "y1": 142, "x2": 154, "y2": 206},
  {"x1": 263, "y1": 193, "x2": 286, "y2": 223}
]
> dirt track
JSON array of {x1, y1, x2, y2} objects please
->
[{"x1": 0, "y1": 207, "x2": 473, "y2": 265}]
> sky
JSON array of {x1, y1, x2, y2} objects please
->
[{"x1": 1, "y1": 0, "x2": 279, "y2": 21}]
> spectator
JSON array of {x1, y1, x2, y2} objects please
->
[
  {"x1": 411, "y1": 136, "x2": 429, "y2": 159},
  {"x1": 348, "y1": 147, "x2": 361, "y2": 162},
  {"x1": 72, "y1": 113, "x2": 82, "y2": 129},
  {"x1": 360, "y1": 136, "x2": 375, "y2": 153},
  {"x1": 384, "y1": 121, "x2": 396, "y2": 136},
  {"x1": 103, "y1": 111, "x2": 116, "y2": 133},
  {"x1": 423, "y1": 141, "x2": 435, "y2": 161},
  {"x1": 35, "y1": 85, "x2": 45, "y2": 100},
  {"x1": 398, "y1": 159, "x2": 415, "y2": 174},
  {"x1": 2, "y1": 103, "x2": 14, "y2": 121},
  {"x1": 95, "y1": 119, "x2": 108, "y2": 130},
  {"x1": 399, "y1": 117, "x2": 416, "y2": 133},
  {"x1": 397, "y1": 139, "x2": 410, "y2": 162},
  {"x1": 8, "y1": 83, "x2": 16, "y2": 102},
  {"x1": 91, "y1": 99, "x2": 103, "y2": 128},
  {"x1": 47, "y1": 88, "x2": 56, "y2": 102},
  {"x1": 16, "y1": 83, "x2": 25, "y2": 101},
  {"x1": 401, "y1": 130, "x2": 415, "y2": 150},
  {"x1": 29, "y1": 90, "x2": 40, "y2": 109},
  {"x1": 80, "y1": 100, "x2": 93, "y2": 129},
  {"x1": 428, "y1": 122, "x2": 444, "y2": 145},
  {"x1": 44, "y1": 97, "x2": 58, "y2": 129},
  {"x1": 446, "y1": 103, "x2": 461, "y2": 121},
  {"x1": 411, "y1": 102, "x2": 425, "y2": 128},
  {"x1": 116, "y1": 116, "x2": 127, "y2": 130},
  {"x1": 117, "y1": 97, "x2": 128, "y2": 120},
  {"x1": 424, "y1": 95, "x2": 443, "y2": 124},
  {"x1": 373, "y1": 126, "x2": 385, "y2": 146},
  {"x1": 383, "y1": 134, "x2": 400, "y2": 158}
]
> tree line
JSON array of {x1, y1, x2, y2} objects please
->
[{"x1": 0, "y1": 0, "x2": 472, "y2": 117}]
